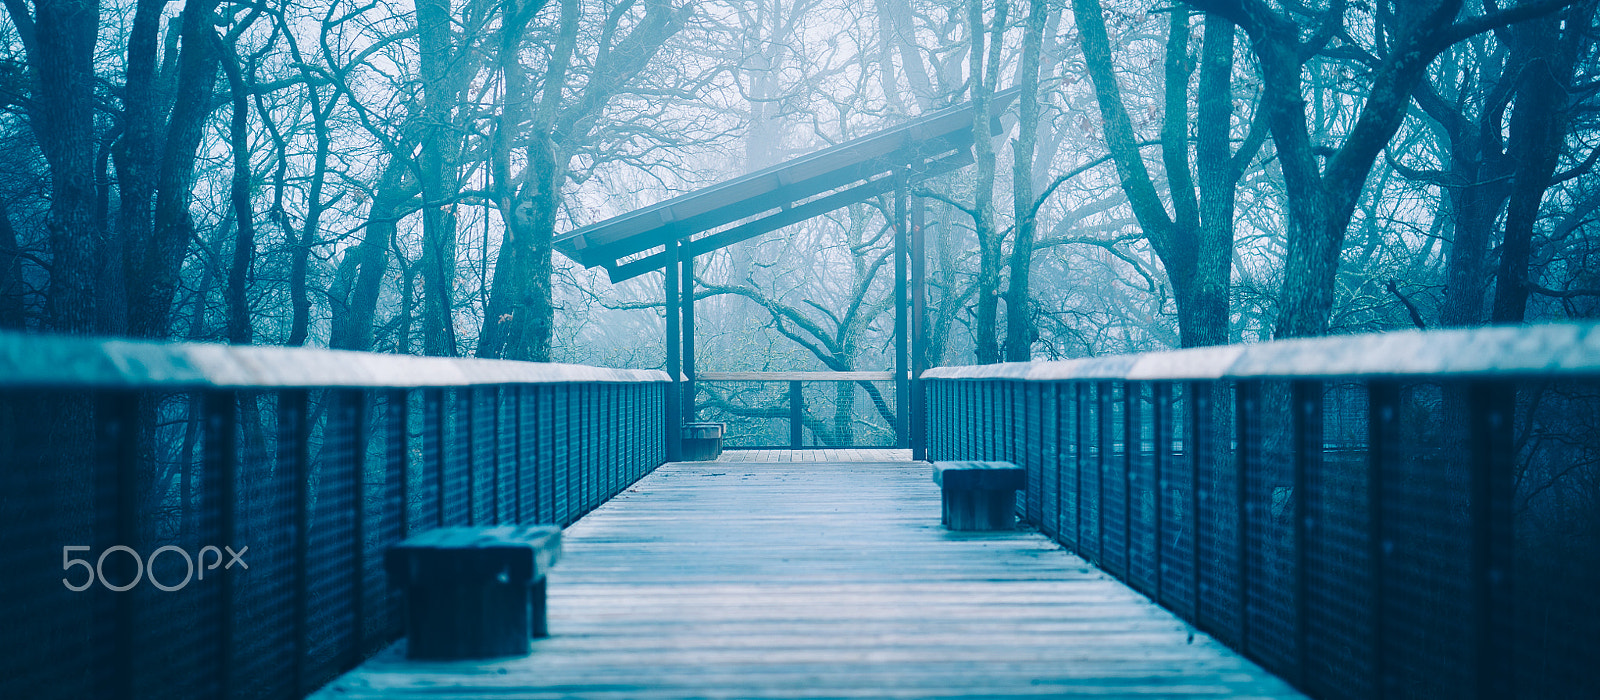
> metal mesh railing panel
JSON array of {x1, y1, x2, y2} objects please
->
[
  {"x1": 1510, "y1": 380, "x2": 1600, "y2": 698},
  {"x1": 1240, "y1": 381, "x2": 1297, "y2": 677},
  {"x1": 304, "y1": 390, "x2": 358, "y2": 690},
  {"x1": 1024, "y1": 383, "x2": 1043, "y2": 525},
  {"x1": 1382, "y1": 383, "x2": 1473, "y2": 699},
  {"x1": 233, "y1": 392, "x2": 296, "y2": 700},
  {"x1": 1101, "y1": 382, "x2": 1128, "y2": 578},
  {"x1": 1, "y1": 372, "x2": 664, "y2": 700},
  {"x1": 1159, "y1": 383, "x2": 1197, "y2": 617},
  {"x1": 1304, "y1": 382, "x2": 1375, "y2": 699},
  {"x1": 1126, "y1": 382, "x2": 1160, "y2": 596},
  {"x1": 927, "y1": 373, "x2": 1600, "y2": 699},
  {"x1": 1040, "y1": 383, "x2": 1061, "y2": 539},
  {"x1": 129, "y1": 391, "x2": 222, "y2": 698}
]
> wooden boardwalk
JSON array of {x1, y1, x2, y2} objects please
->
[
  {"x1": 314, "y1": 457, "x2": 1303, "y2": 699},
  {"x1": 716, "y1": 448, "x2": 912, "y2": 462}
]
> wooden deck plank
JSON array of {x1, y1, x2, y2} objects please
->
[{"x1": 312, "y1": 460, "x2": 1303, "y2": 699}]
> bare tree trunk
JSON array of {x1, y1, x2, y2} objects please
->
[
  {"x1": 479, "y1": 0, "x2": 680, "y2": 361},
  {"x1": 126, "y1": 0, "x2": 220, "y2": 338},
  {"x1": 1439, "y1": 170, "x2": 1510, "y2": 326},
  {"x1": 416, "y1": 0, "x2": 462, "y2": 356},
  {"x1": 217, "y1": 33, "x2": 255, "y2": 345},
  {"x1": 1075, "y1": 2, "x2": 1255, "y2": 349},
  {"x1": 1192, "y1": 0, "x2": 1566, "y2": 337},
  {"x1": 969, "y1": 0, "x2": 1006, "y2": 364},
  {"x1": 1188, "y1": 14, "x2": 1244, "y2": 347},
  {"x1": 111, "y1": 0, "x2": 167, "y2": 333},
  {"x1": 331, "y1": 161, "x2": 413, "y2": 350},
  {"x1": 1004, "y1": 0, "x2": 1045, "y2": 361},
  {"x1": 1493, "y1": 6, "x2": 1592, "y2": 322},
  {"x1": 0, "y1": 199, "x2": 24, "y2": 328},
  {"x1": 287, "y1": 84, "x2": 331, "y2": 346},
  {"x1": 10, "y1": 0, "x2": 104, "y2": 333},
  {"x1": 480, "y1": 0, "x2": 571, "y2": 362}
]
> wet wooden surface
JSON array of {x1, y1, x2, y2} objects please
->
[
  {"x1": 715, "y1": 449, "x2": 912, "y2": 462},
  {"x1": 313, "y1": 457, "x2": 1303, "y2": 699}
]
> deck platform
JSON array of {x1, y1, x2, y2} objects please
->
[{"x1": 313, "y1": 455, "x2": 1303, "y2": 699}]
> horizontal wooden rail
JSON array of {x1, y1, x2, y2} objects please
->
[
  {"x1": 0, "y1": 331, "x2": 669, "y2": 388},
  {"x1": 924, "y1": 321, "x2": 1600, "y2": 381},
  {"x1": 696, "y1": 371, "x2": 894, "y2": 382}
]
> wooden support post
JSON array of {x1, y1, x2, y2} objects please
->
[
  {"x1": 894, "y1": 169, "x2": 909, "y2": 449},
  {"x1": 1291, "y1": 380, "x2": 1320, "y2": 686},
  {"x1": 99, "y1": 392, "x2": 140, "y2": 700},
  {"x1": 682, "y1": 253, "x2": 696, "y2": 423},
  {"x1": 911, "y1": 195, "x2": 927, "y2": 460},
  {"x1": 1468, "y1": 380, "x2": 1515, "y2": 700},
  {"x1": 1233, "y1": 381, "x2": 1254, "y2": 649},
  {"x1": 789, "y1": 380, "x2": 803, "y2": 449},
  {"x1": 1366, "y1": 381, "x2": 1396, "y2": 700},
  {"x1": 665, "y1": 241, "x2": 681, "y2": 462},
  {"x1": 204, "y1": 390, "x2": 238, "y2": 698}
]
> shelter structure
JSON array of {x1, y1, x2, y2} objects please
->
[{"x1": 554, "y1": 89, "x2": 1019, "y2": 459}]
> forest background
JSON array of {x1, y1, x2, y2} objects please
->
[{"x1": 0, "y1": 0, "x2": 1594, "y2": 385}]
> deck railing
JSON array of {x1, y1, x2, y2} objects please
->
[
  {"x1": 695, "y1": 371, "x2": 901, "y2": 449},
  {"x1": 925, "y1": 322, "x2": 1600, "y2": 700},
  {"x1": 0, "y1": 333, "x2": 668, "y2": 699}
]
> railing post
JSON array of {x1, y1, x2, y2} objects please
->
[
  {"x1": 910, "y1": 193, "x2": 927, "y2": 460},
  {"x1": 1026, "y1": 382, "x2": 1042, "y2": 526},
  {"x1": 789, "y1": 380, "x2": 803, "y2": 448},
  {"x1": 1366, "y1": 381, "x2": 1397, "y2": 700},
  {"x1": 1054, "y1": 382, "x2": 1068, "y2": 545},
  {"x1": 1152, "y1": 382, "x2": 1170, "y2": 608},
  {"x1": 424, "y1": 389, "x2": 446, "y2": 528},
  {"x1": 1123, "y1": 381, "x2": 1136, "y2": 586},
  {"x1": 894, "y1": 168, "x2": 909, "y2": 449},
  {"x1": 387, "y1": 388, "x2": 410, "y2": 645},
  {"x1": 511, "y1": 386, "x2": 523, "y2": 524},
  {"x1": 1074, "y1": 383, "x2": 1086, "y2": 552},
  {"x1": 98, "y1": 391, "x2": 140, "y2": 699},
  {"x1": 1189, "y1": 380, "x2": 1210, "y2": 625},
  {"x1": 390, "y1": 390, "x2": 410, "y2": 540},
  {"x1": 683, "y1": 254, "x2": 696, "y2": 424},
  {"x1": 665, "y1": 240, "x2": 681, "y2": 462},
  {"x1": 1468, "y1": 380, "x2": 1515, "y2": 700},
  {"x1": 1291, "y1": 380, "x2": 1320, "y2": 688},
  {"x1": 1097, "y1": 381, "x2": 1111, "y2": 571},
  {"x1": 203, "y1": 390, "x2": 238, "y2": 699},
  {"x1": 1233, "y1": 381, "x2": 1254, "y2": 650}
]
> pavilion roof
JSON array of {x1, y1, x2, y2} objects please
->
[{"x1": 554, "y1": 88, "x2": 1019, "y2": 282}]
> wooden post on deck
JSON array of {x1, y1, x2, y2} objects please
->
[
  {"x1": 894, "y1": 169, "x2": 909, "y2": 450},
  {"x1": 682, "y1": 253, "x2": 696, "y2": 423},
  {"x1": 665, "y1": 240, "x2": 681, "y2": 461},
  {"x1": 910, "y1": 194, "x2": 927, "y2": 461}
]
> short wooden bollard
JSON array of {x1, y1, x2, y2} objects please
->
[
  {"x1": 933, "y1": 461, "x2": 1025, "y2": 531},
  {"x1": 385, "y1": 525, "x2": 562, "y2": 660}
]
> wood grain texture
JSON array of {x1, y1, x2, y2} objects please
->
[
  {"x1": 718, "y1": 449, "x2": 912, "y2": 462},
  {"x1": 313, "y1": 459, "x2": 1304, "y2": 699},
  {"x1": 696, "y1": 371, "x2": 894, "y2": 382}
]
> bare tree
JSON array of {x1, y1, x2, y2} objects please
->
[
  {"x1": 478, "y1": 0, "x2": 686, "y2": 361},
  {"x1": 1190, "y1": 0, "x2": 1572, "y2": 338}
]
